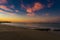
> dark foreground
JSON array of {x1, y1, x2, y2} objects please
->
[{"x1": 0, "y1": 24, "x2": 60, "y2": 40}]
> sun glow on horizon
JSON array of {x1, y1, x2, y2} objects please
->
[{"x1": 0, "y1": 10, "x2": 60, "y2": 23}]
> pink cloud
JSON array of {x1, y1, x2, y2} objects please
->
[
  {"x1": 0, "y1": 10, "x2": 4, "y2": 12},
  {"x1": 0, "y1": 5, "x2": 10, "y2": 10},
  {"x1": 0, "y1": 5, "x2": 19, "y2": 13},
  {"x1": 0, "y1": 9, "x2": 16, "y2": 16},
  {"x1": 21, "y1": 2, "x2": 44, "y2": 16},
  {"x1": 0, "y1": 0, "x2": 7, "y2": 4},
  {"x1": 0, "y1": 5, "x2": 14, "y2": 12}
]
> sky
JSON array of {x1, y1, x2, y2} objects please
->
[{"x1": 0, "y1": 0, "x2": 60, "y2": 23}]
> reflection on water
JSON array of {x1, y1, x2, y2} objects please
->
[{"x1": 1, "y1": 23, "x2": 60, "y2": 29}]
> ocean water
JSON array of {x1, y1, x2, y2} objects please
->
[{"x1": 1, "y1": 23, "x2": 60, "y2": 29}]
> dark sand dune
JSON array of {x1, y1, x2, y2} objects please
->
[{"x1": 0, "y1": 24, "x2": 60, "y2": 40}]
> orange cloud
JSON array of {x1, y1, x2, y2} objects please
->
[
  {"x1": 26, "y1": 7, "x2": 34, "y2": 16},
  {"x1": 32, "y1": 2, "x2": 44, "y2": 11},
  {"x1": 0, "y1": 0, "x2": 7, "y2": 4},
  {"x1": 26, "y1": 7, "x2": 32, "y2": 13}
]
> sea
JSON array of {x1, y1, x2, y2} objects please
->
[{"x1": 1, "y1": 23, "x2": 60, "y2": 29}]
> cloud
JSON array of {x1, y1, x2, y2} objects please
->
[
  {"x1": 15, "y1": 10, "x2": 19, "y2": 12},
  {"x1": 26, "y1": 13, "x2": 35, "y2": 17},
  {"x1": 32, "y1": 2, "x2": 44, "y2": 11},
  {"x1": 0, "y1": 0, "x2": 7, "y2": 4},
  {"x1": 27, "y1": 2, "x2": 44, "y2": 16},
  {"x1": 21, "y1": 2, "x2": 44, "y2": 16},
  {"x1": 47, "y1": 0, "x2": 54, "y2": 8},
  {"x1": 21, "y1": 4, "x2": 26, "y2": 9},
  {"x1": 0, "y1": 10, "x2": 4, "y2": 12},
  {"x1": 26, "y1": 7, "x2": 32, "y2": 13},
  {"x1": 0, "y1": 9, "x2": 17, "y2": 16},
  {"x1": 0, "y1": 5, "x2": 11, "y2": 10},
  {"x1": 26, "y1": 7, "x2": 35, "y2": 16},
  {"x1": 10, "y1": 5, "x2": 15, "y2": 9},
  {"x1": 0, "y1": 5, "x2": 20, "y2": 14}
]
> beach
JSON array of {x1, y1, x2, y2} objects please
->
[{"x1": 0, "y1": 23, "x2": 60, "y2": 40}]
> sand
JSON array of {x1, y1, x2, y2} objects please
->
[{"x1": 0, "y1": 24, "x2": 60, "y2": 40}]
